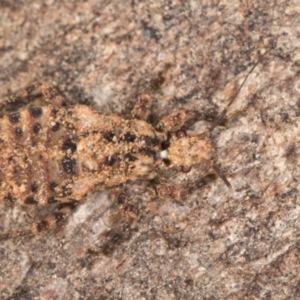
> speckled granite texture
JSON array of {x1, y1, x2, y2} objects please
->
[{"x1": 1, "y1": 1, "x2": 300, "y2": 299}]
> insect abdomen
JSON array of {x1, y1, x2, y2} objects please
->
[
  {"x1": 0, "y1": 106, "x2": 78, "y2": 205},
  {"x1": 0, "y1": 103, "x2": 167, "y2": 205}
]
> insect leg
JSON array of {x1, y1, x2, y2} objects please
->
[
  {"x1": 154, "y1": 170, "x2": 232, "y2": 200},
  {"x1": 37, "y1": 82, "x2": 65, "y2": 106},
  {"x1": 88, "y1": 190, "x2": 138, "y2": 256},
  {"x1": 131, "y1": 93, "x2": 153, "y2": 120},
  {"x1": 212, "y1": 164, "x2": 231, "y2": 188},
  {"x1": 209, "y1": 50, "x2": 268, "y2": 132},
  {"x1": 156, "y1": 109, "x2": 204, "y2": 132},
  {"x1": 151, "y1": 179, "x2": 189, "y2": 201},
  {"x1": 0, "y1": 205, "x2": 74, "y2": 240},
  {"x1": 0, "y1": 82, "x2": 64, "y2": 116}
]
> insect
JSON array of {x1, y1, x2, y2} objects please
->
[{"x1": 0, "y1": 55, "x2": 264, "y2": 240}]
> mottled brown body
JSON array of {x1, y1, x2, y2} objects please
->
[
  {"x1": 0, "y1": 80, "x2": 237, "y2": 240},
  {"x1": 0, "y1": 53, "x2": 264, "y2": 240},
  {"x1": 0, "y1": 98, "x2": 212, "y2": 207}
]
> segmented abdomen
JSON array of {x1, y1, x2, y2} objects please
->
[
  {"x1": 0, "y1": 104, "x2": 163, "y2": 205},
  {"x1": 0, "y1": 105, "x2": 81, "y2": 205}
]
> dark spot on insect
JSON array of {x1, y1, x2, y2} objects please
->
[
  {"x1": 62, "y1": 156, "x2": 77, "y2": 174},
  {"x1": 52, "y1": 107, "x2": 59, "y2": 116},
  {"x1": 124, "y1": 153, "x2": 138, "y2": 162},
  {"x1": 31, "y1": 182, "x2": 38, "y2": 193},
  {"x1": 51, "y1": 122, "x2": 60, "y2": 132},
  {"x1": 124, "y1": 132, "x2": 136, "y2": 143},
  {"x1": 54, "y1": 212, "x2": 65, "y2": 223},
  {"x1": 62, "y1": 138, "x2": 77, "y2": 153},
  {"x1": 105, "y1": 155, "x2": 118, "y2": 166},
  {"x1": 181, "y1": 165, "x2": 191, "y2": 173},
  {"x1": 15, "y1": 127, "x2": 23, "y2": 137},
  {"x1": 50, "y1": 181, "x2": 57, "y2": 191},
  {"x1": 163, "y1": 159, "x2": 171, "y2": 166},
  {"x1": 36, "y1": 220, "x2": 49, "y2": 232},
  {"x1": 142, "y1": 135, "x2": 160, "y2": 146},
  {"x1": 176, "y1": 130, "x2": 187, "y2": 138},
  {"x1": 102, "y1": 131, "x2": 115, "y2": 142},
  {"x1": 29, "y1": 107, "x2": 43, "y2": 118},
  {"x1": 48, "y1": 197, "x2": 58, "y2": 204},
  {"x1": 33, "y1": 123, "x2": 41, "y2": 133},
  {"x1": 139, "y1": 148, "x2": 155, "y2": 158},
  {"x1": 161, "y1": 140, "x2": 170, "y2": 150},
  {"x1": 8, "y1": 112, "x2": 20, "y2": 124},
  {"x1": 25, "y1": 196, "x2": 38, "y2": 205}
]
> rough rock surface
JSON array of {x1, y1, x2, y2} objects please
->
[{"x1": 1, "y1": 1, "x2": 300, "y2": 299}]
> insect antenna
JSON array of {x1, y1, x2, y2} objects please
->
[
  {"x1": 213, "y1": 164, "x2": 231, "y2": 188},
  {"x1": 209, "y1": 51, "x2": 268, "y2": 133},
  {"x1": 208, "y1": 50, "x2": 268, "y2": 187}
]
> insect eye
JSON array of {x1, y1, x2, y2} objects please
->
[
  {"x1": 181, "y1": 166, "x2": 191, "y2": 173},
  {"x1": 163, "y1": 159, "x2": 171, "y2": 166},
  {"x1": 176, "y1": 130, "x2": 187, "y2": 138},
  {"x1": 161, "y1": 140, "x2": 170, "y2": 150}
]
